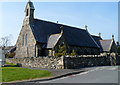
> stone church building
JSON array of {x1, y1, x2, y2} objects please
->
[{"x1": 15, "y1": 1, "x2": 117, "y2": 57}]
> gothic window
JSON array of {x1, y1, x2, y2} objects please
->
[
  {"x1": 25, "y1": 34, "x2": 28, "y2": 46},
  {"x1": 26, "y1": 9, "x2": 29, "y2": 16},
  {"x1": 22, "y1": 35, "x2": 24, "y2": 46}
]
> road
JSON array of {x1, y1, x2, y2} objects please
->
[{"x1": 38, "y1": 66, "x2": 119, "y2": 83}]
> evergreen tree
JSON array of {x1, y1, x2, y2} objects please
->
[
  {"x1": 55, "y1": 45, "x2": 67, "y2": 57},
  {"x1": 70, "y1": 50, "x2": 77, "y2": 56}
]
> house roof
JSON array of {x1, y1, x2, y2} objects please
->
[
  {"x1": 47, "y1": 33, "x2": 62, "y2": 48},
  {"x1": 30, "y1": 19, "x2": 99, "y2": 48},
  {"x1": 99, "y1": 39, "x2": 113, "y2": 52},
  {"x1": 92, "y1": 35, "x2": 103, "y2": 51}
]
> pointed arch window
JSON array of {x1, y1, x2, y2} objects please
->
[
  {"x1": 22, "y1": 35, "x2": 24, "y2": 46},
  {"x1": 26, "y1": 9, "x2": 29, "y2": 16},
  {"x1": 25, "y1": 34, "x2": 28, "y2": 46}
]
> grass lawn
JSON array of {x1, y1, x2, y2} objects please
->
[
  {"x1": 5, "y1": 62, "x2": 16, "y2": 66},
  {"x1": 2, "y1": 67, "x2": 52, "y2": 82}
]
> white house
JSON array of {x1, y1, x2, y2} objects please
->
[{"x1": 0, "y1": 47, "x2": 6, "y2": 66}]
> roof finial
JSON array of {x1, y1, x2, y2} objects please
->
[
  {"x1": 29, "y1": 0, "x2": 31, "y2": 2},
  {"x1": 112, "y1": 35, "x2": 114, "y2": 40},
  {"x1": 98, "y1": 33, "x2": 101, "y2": 37},
  {"x1": 85, "y1": 25, "x2": 88, "y2": 30},
  {"x1": 60, "y1": 26, "x2": 64, "y2": 34},
  {"x1": 57, "y1": 21, "x2": 58, "y2": 24},
  {"x1": 117, "y1": 41, "x2": 119, "y2": 46}
]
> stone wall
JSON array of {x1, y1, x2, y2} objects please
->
[
  {"x1": 64, "y1": 56, "x2": 110, "y2": 69},
  {"x1": 116, "y1": 55, "x2": 120, "y2": 65},
  {"x1": 6, "y1": 56, "x2": 64, "y2": 69},
  {"x1": 16, "y1": 24, "x2": 36, "y2": 58},
  {"x1": 6, "y1": 55, "x2": 120, "y2": 69}
]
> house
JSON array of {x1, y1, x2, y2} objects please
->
[
  {"x1": 0, "y1": 47, "x2": 6, "y2": 66},
  {"x1": 15, "y1": 1, "x2": 102, "y2": 57},
  {"x1": 92, "y1": 35, "x2": 117, "y2": 53}
]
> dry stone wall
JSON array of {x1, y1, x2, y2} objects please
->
[
  {"x1": 6, "y1": 55, "x2": 120, "y2": 69},
  {"x1": 64, "y1": 56, "x2": 110, "y2": 69},
  {"x1": 6, "y1": 56, "x2": 64, "y2": 69}
]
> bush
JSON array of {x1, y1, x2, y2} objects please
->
[
  {"x1": 55, "y1": 45, "x2": 67, "y2": 57},
  {"x1": 70, "y1": 50, "x2": 77, "y2": 56},
  {"x1": 55, "y1": 45, "x2": 77, "y2": 57},
  {"x1": 5, "y1": 52, "x2": 15, "y2": 58}
]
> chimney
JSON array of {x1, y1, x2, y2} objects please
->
[{"x1": 57, "y1": 21, "x2": 58, "y2": 24}]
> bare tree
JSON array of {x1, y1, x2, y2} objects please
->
[{"x1": 0, "y1": 35, "x2": 11, "y2": 47}]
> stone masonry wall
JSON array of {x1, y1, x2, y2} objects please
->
[
  {"x1": 6, "y1": 55, "x2": 119, "y2": 69},
  {"x1": 64, "y1": 56, "x2": 110, "y2": 69},
  {"x1": 16, "y1": 24, "x2": 36, "y2": 58},
  {"x1": 6, "y1": 56, "x2": 64, "y2": 69},
  {"x1": 116, "y1": 55, "x2": 120, "y2": 65}
]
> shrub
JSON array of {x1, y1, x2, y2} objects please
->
[
  {"x1": 70, "y1": 50, "x2": 77, "y2": 56},
  {"x1": 5, "y1": 52, "x2": 15, "y2": 58},
  {"x1": 55, "y1": 45, "x2": 67, "y2": 57}
]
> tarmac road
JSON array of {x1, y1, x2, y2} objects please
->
[
  {"x1": 38, "y1": 66, "x2": 119, "y2": 83},
  {"x1": 2, "y1": 66, "x2": 119, "y2": 85}
]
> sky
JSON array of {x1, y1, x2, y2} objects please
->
[{"x1": 0, "y1": 1, "x2": 118, "y2": 46}]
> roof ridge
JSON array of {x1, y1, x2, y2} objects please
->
[
  {"x1": 34, "y1": 18, "x2": 86, "y2": 31},
  {"x1": 91, "y1": 35, "x2": 100, "y2": 37},
  {"x1": 100, "y1": 39, "x2": 112, "y2": 41}
]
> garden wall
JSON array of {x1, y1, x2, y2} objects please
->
[
  {"x1": 64, "y1": 56, "x2": 110, "y2": 69},
  {"x1": 6, "y1": 55, "x2": 119, "y2": 69},
  {"x1": 6, "y1": 56, "x2": 64, "y2": 69}
]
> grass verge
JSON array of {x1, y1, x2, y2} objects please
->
[
  {"x1": 5, "y1": 62, "x2": 16, "y2": 66},
  {"x1": 2, "y1": 67, "x2": 52, "y2": 82}
]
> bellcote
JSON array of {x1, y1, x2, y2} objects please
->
[{"x1": 24, "y1": 0, "x2": 35, "y2": 24}]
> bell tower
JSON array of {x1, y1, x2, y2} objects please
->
[{"x1": 24, "y1": 0, "x2": 35, "y2": 24}]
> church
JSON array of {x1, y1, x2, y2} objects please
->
[{"x1": 15, "y1": 1, "x2": 117, "y2": 57}]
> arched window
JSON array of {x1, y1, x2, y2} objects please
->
[
  {"x1": 26, "y1": 9, "x2": 29, "y2": 16},
  {"x1": 22, "y1": 35, "x2": 24, "y2": 46},
  {"x1": 25, "y1": 34, "x2": 28, "y2": 46}
]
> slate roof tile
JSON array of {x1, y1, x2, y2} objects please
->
[
  {"x1": 30, "y1": 19, "x2": 99, "y2": 48},
  {"x1": 47, "y1": 33, "x2": 62, "y2": 48},
  {"x1": 100, "y1": 39, "x2": 113, "y2": 52},
  {"x1": 92, "y1": 35, "x2": 103, "y2": 51}
]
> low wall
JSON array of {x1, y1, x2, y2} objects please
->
[
  {"x1": 6, "y1": 55, "x2": 119, "y2": 69},
  {"x1": 116, "y1": 55, "x2": 120, "y2": 65},
  {"x1": 6, "y1": 56, "x2": 64, "y2": 69},
  {"x1": 64, "y1": 56, "x2": 111, "y2": 69}
]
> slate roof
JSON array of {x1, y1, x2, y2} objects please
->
[
  {"x1": 92, "y1": 35, "x2": 103, "y2": 51},
  {"x1": 47, "y1": 33, "x2": 62, "y2": 48},
  {"x1": 30, "y1": 19, "x2": 100, "y2": 48},
  {"x1": 99, "y1": 39, "x2": 113, "y2": 52}
]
